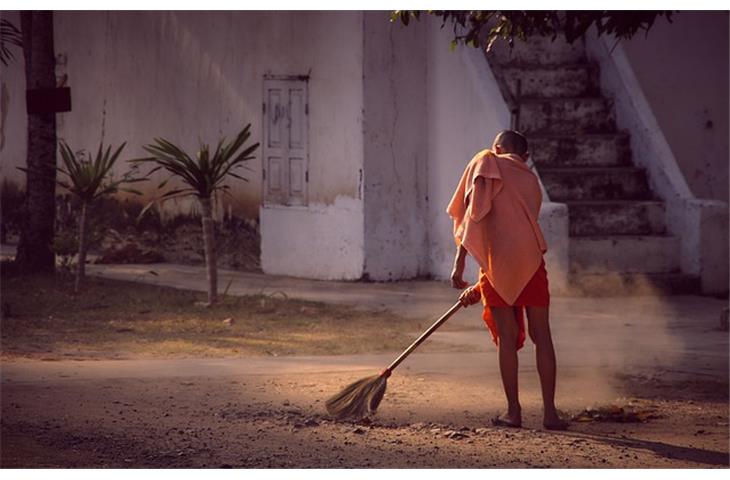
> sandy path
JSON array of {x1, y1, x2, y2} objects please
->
[
  {"x1": 1, "y1": 354, "x2": 727, "y2": 468},
  {"x1": 2, "y1": 259, "x2": 728, "y2": 468}
]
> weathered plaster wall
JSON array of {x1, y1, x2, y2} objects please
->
[
  {"x1": 260, "y1": 196, "x2": 365, "y2": 280},
  {"x1": 362, "y1": 12, "x2": 428, "y2": 280},
  {"x1": 258, "y1": 12, "x2": 366, "y2": 280},
  {"x1": 3, "y1": 11, "x2": 572, "y2": 284},
  {"x1": 1, "y1": 11, "x2": 364, "y2": 220},
  {"x1": 621, "y1": 11, "x2": 729, "y2": 202},
  {"x1": 425, "y1": 20, "x2": 511, "y2": 283}
]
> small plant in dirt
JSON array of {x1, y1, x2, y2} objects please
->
[
  {"x1": 132, "y1": 125, "x2": 259, "y2": 306},
  {"x1": 55, "y1": 140, "x2": 146, "y2": 292}
]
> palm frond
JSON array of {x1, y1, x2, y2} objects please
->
[
  {"x1": 227, "y1": 171, "x2": 249, "y2": 182},
  {"x1": 118, "y1": 187, "x2": 143, "y2": 195},
  {"x1": 0, "y1": 19, "x2": 22, "y2": 67},
  {"x1": 231, "y1": 142, "x2": 260, "y2": 165},
  {"x1": 138, "y1": 124, "x2": 260, "y2": 201},
  {"x1": 56, "y1": 140, "x2": 145, "y2": 203},
  {"x1": 135, "y1": 190, "x2": 195, "y2": 222}
]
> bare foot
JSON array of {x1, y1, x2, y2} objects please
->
[
  {"x1": 492, "y1": 412, "x2": 522, "y2": 428},
  {"x1": 543, "y1": 414, "x2": 569, "y2": 431}
]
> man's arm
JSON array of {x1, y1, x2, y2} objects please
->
[{"x1": 450, "y1": 244, "x2": 469, "y2": 289}]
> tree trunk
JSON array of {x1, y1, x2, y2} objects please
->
[
  {"x1": 199, "y1": 197, "x2": 217, "y2": 305},
  {"x1": 74, "y1": 201, "x2": 88, "y2": 293},
  {"x1": 15, "y1": 11, "x2": 57, "y2": 274}
]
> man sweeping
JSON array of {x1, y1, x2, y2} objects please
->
[{"x1": 447, "y1": 130, "x2": 569, "y2": 431}]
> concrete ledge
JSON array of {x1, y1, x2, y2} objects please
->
[{"x1": 679, "y1": 199, "x2": 729, "y2": 295}]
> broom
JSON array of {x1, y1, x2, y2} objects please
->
[{"x1": 325, "y1": 301, "x2": 463, "y2": 419}]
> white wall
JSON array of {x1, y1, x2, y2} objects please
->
[
  {"x1": 2, "y1": 11, "x2": 574, "y2": 285},
  {"x1": 425, "y1": 21, "x2": 511, "y2": 283},
  {"x1": 260, "y1": 196, "x2": 364, "y2": 280},
  {"x1": 1, "y1": 10, "x2": 369, "y2": 280},
  {"x1": 1, "y1": 11, "x2": 364, "y2": 221},
  {"x1": 622, "y1": 11, "x2": 728, "y2": 202},
  {"x1": 361, "y1": 12, "x2": 429, "y2": 281},
  {"x1": 253, "y1": 11, "x2": 367, "y2": 280},
  {"x1": 266, "y1": 13, "x2": 570, "y2": 284}
]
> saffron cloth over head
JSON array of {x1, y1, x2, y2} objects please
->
[{"x1": 446, "y1": 149, "x2": 547, "y2": 306}]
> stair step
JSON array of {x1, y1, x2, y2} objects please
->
[
  {"x1": 568, "y1": 272, "x2": 701, "y2": 296},
  {"x1": 529, "y1": 133, "x2": 631, "y2": 167},
  {"x1": 566, "y1": 200, "x2": 666, "y2": 236},
  {"x1": 539, "y1": 167, "x2": 652, "y2": 201},
  {"x1": 487, "y1": 36, "x2": 586, "y2": 65},
  {"x1": 518, "y1": 98, "x2": 616, "y2": 134},
  {"x1": 570, "y1": 235, "x2": 680, "y2": 274},
  {"x1": 487, "y1": 36, "x2": 688, "y2": 291},
  {"x1": 501, "y1": 64, "x2": 599, "y2": 98}
]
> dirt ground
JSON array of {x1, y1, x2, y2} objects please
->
[
  {"x1": 1, "y1": 272, "x2": 728, "y2": 469},
  {"x1": 1, "y1": 358, "x2": 728, "y2": 468}
]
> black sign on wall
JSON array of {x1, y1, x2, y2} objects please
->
[{"x1": 26, "y1": 87, "x2": 72, "y2": 115}]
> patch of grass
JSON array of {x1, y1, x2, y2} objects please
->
[{"x1": 0, "y1": 273, "x2": 450, "y2": 359}]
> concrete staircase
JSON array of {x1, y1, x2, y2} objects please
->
[{"x1": 486, "y1": 36, "x2": 700, "y2": 295}]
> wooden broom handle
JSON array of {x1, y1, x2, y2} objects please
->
[{"x1": 384, "y1": 301, "x2": 463, "y2": 374}]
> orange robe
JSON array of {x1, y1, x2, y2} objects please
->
[{"x1": 446, "y1": 149, "x2": 548, "y2": 350}]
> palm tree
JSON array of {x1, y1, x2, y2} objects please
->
[
  {"x1": 14, "y1": 11, "x2": 57, "y2": 274},
  {"x1": 56, "y1": 141, "x2": 145, "y2": 292},
  {"x1": 133, "y1": 125, "x2": 259, "y2": 306}
]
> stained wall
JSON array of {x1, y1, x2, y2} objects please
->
[{"x1": 622, "y1": 11, "x2": 729, "y2": 202}]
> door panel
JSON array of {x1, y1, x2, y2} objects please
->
[{"x1": 263, "y1": 78, "x2": 308, "y2": 206}]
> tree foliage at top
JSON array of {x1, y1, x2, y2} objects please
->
[{"x1": 391, "y1": 11, "x2": 674, "y2": 51}]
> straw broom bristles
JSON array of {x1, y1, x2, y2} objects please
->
[
  {"x1": 325, "y1": 370, "x2": 390, "y2": 419},
  {"x1": 325, "y1": 302, "x2": 463, "y2": 420}
]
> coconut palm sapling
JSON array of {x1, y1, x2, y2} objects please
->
[
  {"x1": 55, "y1": 141, "x2": 145, "y2": 292},
  {"x1": 133, "y1": 125, "x2": 259, "y2": 306}
]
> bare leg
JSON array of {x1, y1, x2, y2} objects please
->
[
  {"x1": 526, "y1": 306, "x2": 568, "y2": 430},
  {"x1": 491, "y1": 306, "x2": 521, "y2": 427}
]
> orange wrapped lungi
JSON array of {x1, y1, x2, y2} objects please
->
[{"x1": 478, "y1": 259, "x2": 550, "y2": 351}]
